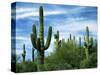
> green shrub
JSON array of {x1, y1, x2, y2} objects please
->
[
  {"x1": 42, "y1": 63, "x2": 72, "y2": 71},
  {"x1": 16, "y1": 61, "x2": 37, "y2": 73},
  {"x1": 80, "y1": 52, "x2": 97, "y2": 68}
]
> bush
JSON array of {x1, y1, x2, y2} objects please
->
[
  {"x1": 42, "y1": 63, "x2": 72, "y2": 71},
  {"x1": 16, "y1": 61, "x2": 37, "y2": 73},
  {"x1": 80, "y1": 52, "x2": 97, "y2": 68}
]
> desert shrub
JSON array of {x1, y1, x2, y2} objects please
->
[
  {"x1": 16, "y1": 61, "x2": 37, "y2": 73},
  {"x1": 80, "y1": 52, "x2": 97, "y2": 68},
  {"x1": 46, "y1": 40, "x2": 85, "y2": 69},
  {"x1": 42, "y1": 62, "x2": 72, "y2": 71}
]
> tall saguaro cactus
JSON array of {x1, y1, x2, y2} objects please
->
[
  {"x1": 54, "y1": 30, "x2": 61, "y2": 48},
  {"x1": 22, "y1": 44, "x2": 26, "y2": 62},
  {"x1": 30, "y1": 6, "x2": 52, "y2": 64}
]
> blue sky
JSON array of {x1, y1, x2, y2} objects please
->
[{"x1": 11, "y1": 2, "x2": 97, "y2": 61}]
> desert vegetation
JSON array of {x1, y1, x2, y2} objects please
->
[{"x1": 15, "y1": 6, "x2": 97, "y2": 73}]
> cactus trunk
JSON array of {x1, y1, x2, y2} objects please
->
[
  {"x1": 40, "y1": 50, "x2": 44, "y2": 64},
  {"x1": 32, "y1": 48, "x2": 34, "y2": 62},
  {"x1": 39, "y1": 6, "x2": 44, "y2": 50},
  {"x1": 84, "y1": 26, "x2": 89, "y2": 60},
  {"x1": 79, "y1": 37, "x2": 81, "y2": 48},
  {"x1": 22, "y1": 44, "x2": 26, "y2": 62}
]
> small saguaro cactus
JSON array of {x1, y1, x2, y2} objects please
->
[
  {"x1": 94, "y1": 39, "x2": 97, "y2": 47},
  {"x1": 73, "y1": 36, "x2": 76, "y2": 45},
  {"x1": 67, "y1": 38, "x2": 69, "y2": 43},
  {"x1": 69, "y1": 34, "x2": 73, "y2": 45},
  {"x1": 30, "y1": 6, "x2": 52, "y2": 64},
  {"x1": 84, "y1": 26, "x2": 89, "y2": 60},
  {"x1": 22, "y1": 44, "x2": 26, "y2": 62},
  {"x1": 54, "y1": 30, "x2": 61, "y2": 48},
  {"x1": 90, "y1": 37, "x2": 93, "y2": 48},
  {"x1": 69, "y1": 34, "x2": 72, "y2": 40},
  {"x1": 79, "y1": 37, "x2": 81, "y2": 48},
  {"x1": 32, "y1": 48, "x2": 35, "y2": 62},
  {"x1": 84, "y1": 26, "x2": 93, "y2": 60}
]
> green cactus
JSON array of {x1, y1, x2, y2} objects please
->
[
  {"x1": 22, "y1": 44, "x2": 26, "y2": 62},
  {"x1": 94, "y1": 39, "x2": 97, "y2": 47},
  {"x1": 32, "y1": 48, "x2": 34, "y2": 62},
  {"x1": 73, "y1": 36, "x2": 76, "y2": 45},
  {"x1": 30, "y1": 6, "x2": 52, "y2": 64},
  {"x1": 54, "y1": 30, "x2": 61, "y2": 49},
  {"x1": 84, "y1": 26, "x2": 89, "y2": 60},
  {"x1": 79, "y1": 37, "x2": 81, "y2": 48},
  {"x1": 68, "y1": 34, "x2": 73, "y2": 45},
  {"x1": 90, "y1": 37, "x2": 93, "y2": 47},
  {"x1": 84, "y1": 26, "x2": 93, "y2": 60},
  {"x1": 70, "y1": 34, "x2": 72, "y2": 40},
  {"x1": 67, "y1": 38, "x2": 69, "y2": 43}
]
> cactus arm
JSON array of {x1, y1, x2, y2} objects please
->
[
  {"x1": 31, "y1": 34, "x2": 37, "y2": 49},
  {"x1": 32, "y1": 25, "x2": 37, "y2": 38},
  {"x1": 44, "y1": 26, "x2": 52, "y2": 50},
  {"x1": 31, "y1": 25, "x2": 37, "y2": 49}
]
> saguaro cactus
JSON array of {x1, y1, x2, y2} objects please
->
[
  {"x1": 73, "y1": 36, "x2": 76, "y2": 45},
  {"x1": 54, "y1": 30, "x2": 61, "y2": 48},
  {"x1": 69, "y1": 34, "x2": 73, "y2": 45},
  {"x1": 70, "y1": 34, "x2": 72, "y2": 40},
  {"x1": 84, "y1": 26, "x2": 93, "y2": 60},
  {"x1": 79, "y1": 37, "x2": 81, "y2": 48},
  {"x1": 84, "y1": 26, "x2": 89, "y2": 60},
  {"x1": 32, "y1": 48, "x2": 34, "y2": 62},
  {"x1": 30, "y1": 6, "x2": 52, "y2": 64},
  {"x1": 22, "y1": 44, "x2": 26, "y2": 62},
  {"x1": 90, "y1": 37, "x2": 93, "y2": 48}
]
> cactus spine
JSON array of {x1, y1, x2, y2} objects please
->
[
  {"x1": 54, "y1": 30, "x2": 61, "y2": 48},
  {"x1": 22, "y1": 44, "x2": 26, "y2": 62},
  {"x1": 30, "y1": 6, "x2": 52, "y2": 64}
]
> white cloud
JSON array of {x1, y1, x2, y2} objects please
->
[
  {"x1": 16, "y1": 10, "x2": 66, "y2": 19},
  {"x1": 16, "y1": 8, "x2": 36, "y2": 13},
  {"x1": 13, "y1": 6, "x2": 86, "y2": 19},
  {"x1": 52, "y1": 19, "x2": 97, "y2": 42}
]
